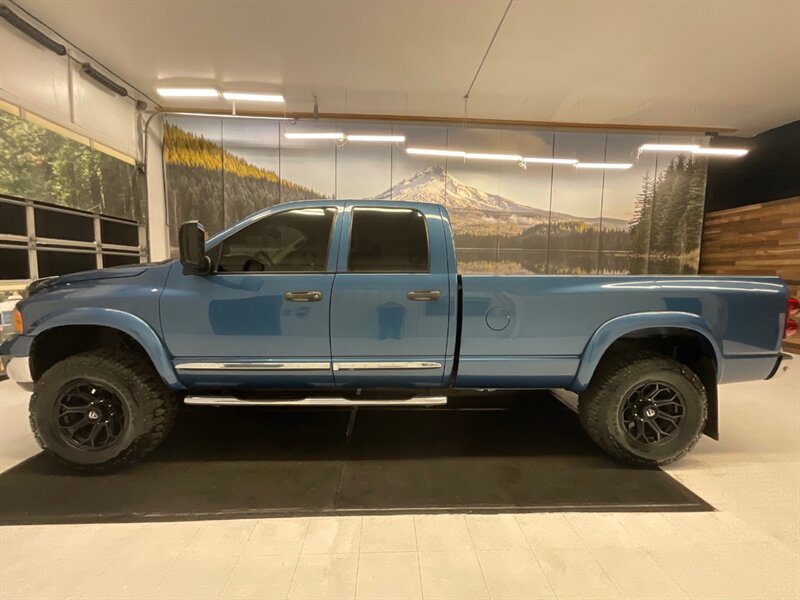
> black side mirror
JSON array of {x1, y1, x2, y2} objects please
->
[{"x1": 179, "y1": 221, "x2": 211, "y2": 274}]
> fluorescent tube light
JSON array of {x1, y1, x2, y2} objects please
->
[
  {"x1": 692, "y1": 147, "x2": 748, "y2": 157},
  {"x1": 346, "y1": 134, "x2": 406, "y2": 142},
  {"x1": 523, "y1": 157, "x2": 578, "y2": 165},
  {"x1": 284, "y1": 132, "x2": 345, "y2": 140},
  {"x1": 157, "y1": 87, "x2": 219, "y2": 98},
  {"x1": 639, "y1": 143, "x2": 700, "y2": 152},
  {"x1": 406, "y1": 148, "x2": 466, "y2": 158},
  {"x1": 575, "y1": 163, "x2": 633, "y2": 170},
  {"x1": 222, "y1": 92, "x2": 284, "y2": 102},
  {"x1": 465, "y1": 152, "x2": 522, "y2": 161}
]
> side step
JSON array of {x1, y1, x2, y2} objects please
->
[{"x1": 184, "y1": 396, "x2": 448, "y2": 407}]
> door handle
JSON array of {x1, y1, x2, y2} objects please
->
[
  {"x1": 285, "y1": 290, "x2": 323, "y2": 302},
  {"x1": 407, "y1": 290, "x2": 441, "y2": 301}
]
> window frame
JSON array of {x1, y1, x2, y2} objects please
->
[
  {"x1": 345, "y1": 206, "x2": 431, "y2": 274},
  {"x1": 210, "y1": 206, "x2": 340, "y2": 275}
]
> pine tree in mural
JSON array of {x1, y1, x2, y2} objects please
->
[
  {"x1": 628, "y1": 155, "x2": 707, "y2": 274},
  {"x1": 163, "y1": 123, "x2": 327, "y2": 240},
  {"x1": 0, "y1": 110, "x2": 144, "y2": 221}
]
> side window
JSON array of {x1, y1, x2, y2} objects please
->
[
  {"x1": 348, "y1": 208, "x2": 429, "y2": 272},
  {"x1": 216, "y1": 207, "x2": 336, "y2": 273}
]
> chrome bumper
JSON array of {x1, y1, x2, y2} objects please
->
[
  {"x1": 1, "y1": 355, "x2": 33, "y2": 385},
  {"x1": 768, "y1": 352, "x2": 793, "y2": 380}
]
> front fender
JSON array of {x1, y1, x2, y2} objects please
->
[
  {"x1": 30, "y1": 307, "x2": 183, "y2": 390},
  {"x1": 570, "y1": 311, "x2": 724, "y2": 392}
]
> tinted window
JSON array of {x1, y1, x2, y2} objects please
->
[
  {"x1": 348, "y1": 208, "x2": 429, "y2": 272},
  {"x1": 216, "y1": 208, "x2": 336, "y2": 273}
]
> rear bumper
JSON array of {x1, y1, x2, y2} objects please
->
[{"x1": 767, "y1": 352, "x2": 793, "y2": 380}]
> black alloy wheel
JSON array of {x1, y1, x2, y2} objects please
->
[
  {"x1": 619, "y1": 381, "x2": 687, "y2": 446},
  {"x1": 54, "y1": 380, "x2": 127, "y2": 451}
]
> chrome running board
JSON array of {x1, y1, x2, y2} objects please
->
[{"x1": 184, "y1": 396, "x2": 448, "y2": 407}]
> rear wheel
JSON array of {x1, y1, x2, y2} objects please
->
[
  {"x1": 30, "y1": 350, "x2": 178, "y2": 472},
  {"x1": 578, "y1": 353, "x2": 707, "y2": 466}
]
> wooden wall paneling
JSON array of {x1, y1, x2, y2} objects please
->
[{"x1": 700, "y1": 196, "x2": 800, "y2": 353}]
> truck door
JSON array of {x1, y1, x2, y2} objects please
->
[
  {"x1": 330, "y1": 204, "x2": 452, "y2": 388},
  {"x1": 160, "y1": 204, "x2": 342, "y2": 388}
]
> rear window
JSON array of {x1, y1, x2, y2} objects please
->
[{"x1": 348, "y1": 208, "x2": 429, "y2": 273}]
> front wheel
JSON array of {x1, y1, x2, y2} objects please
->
[
  {"x1": 578, "y1": 353, "x2": 707, "y2": 467},
  {"x1": 30, "y1": 350, "x2": 178, "y2": 472}
]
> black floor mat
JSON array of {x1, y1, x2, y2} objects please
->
[{"x1": 0, "y1": 393, "x2": 712, "y2": 524}]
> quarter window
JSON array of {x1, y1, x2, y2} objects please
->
[
  {"x1": 348, "y1": 208, "x2": 429, "y2": 272},
  {"x1": 216, "y1": 207, "x2": 336, "y2": 273}
]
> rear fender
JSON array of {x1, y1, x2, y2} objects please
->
[{"x1": 571, "y1": 311, "x2": 724, "y2": 393}]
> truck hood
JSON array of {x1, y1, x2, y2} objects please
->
[{"x1": 27, "y1": 261, "x2": 173, "y2": 296}]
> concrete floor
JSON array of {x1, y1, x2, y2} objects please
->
[{"x1": 0, "y1": 360, "x2": 798, "y2": 600}]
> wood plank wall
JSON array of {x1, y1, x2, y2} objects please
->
[{"x1": 700, "y1": 196, "x2": 800, "y2": 353}]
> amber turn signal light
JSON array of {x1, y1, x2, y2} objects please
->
[{"x1": 13, "y1": 309, "x2": 23, "y2": 335}]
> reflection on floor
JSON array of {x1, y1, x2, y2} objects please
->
[{"x1": 0, "y1": 361, "x2": 798, "y2": 599}]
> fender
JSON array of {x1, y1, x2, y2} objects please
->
[
  {"x1": 570, "y1": 311, "x2": 724, "y2": 393},
  {"x1": 30, "y1": 307, "x2": 184, "y2": 390}
]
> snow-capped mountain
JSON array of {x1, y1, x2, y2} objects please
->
[
  {"x1": 373, "y1": 165, "x2": 540, "y2": 214},
  {"x1": 372, "y1": 165, "x2": 628, "y2": 229}
]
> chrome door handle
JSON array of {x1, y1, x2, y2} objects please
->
[
  {"x1": 284, "y1": 290, "x2": 323, "y2": 302},
  {"x1": 407, "y1": 290, "x2": 441, "y2": 301}
]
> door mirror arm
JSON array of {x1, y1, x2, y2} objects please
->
[{"x1": 179, "y1": 221, "x2": 211, "y2": 275}]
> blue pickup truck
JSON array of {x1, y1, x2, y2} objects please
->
[{"x1": 1, "y1": 200, "x2": 795, "y2": 472}]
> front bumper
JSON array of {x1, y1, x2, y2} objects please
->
[
  {"x1": 0, "y1": 334, "x2": 34, "y2": 387},
  {"x1": 767, "y1": 352, "x2": 794, "y2": 380},
  {"x1": 1, "y1": 355, "x2": 32, "y2": 384}
]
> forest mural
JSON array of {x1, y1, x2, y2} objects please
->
[
  {"x1": 164, "y1": 116, "x2": 709, "y2": 274},
  {"x1": 0, "y1": 109, "x2": 146, "y2": 223}
]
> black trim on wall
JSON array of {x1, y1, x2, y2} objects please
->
[{"x1": 705, "y1": 120, "x2": 800, "y2": 213}]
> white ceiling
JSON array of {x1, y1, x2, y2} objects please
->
[{"x1": 14, "y1": 0, "x2": 800, "y2": 135}]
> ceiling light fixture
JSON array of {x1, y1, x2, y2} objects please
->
[
  {"x1": 221, "y1": 92, "x2": 284, "y2": 102},
  {"x1": 346, "y1": 134, "x2": 406, "y2": 143},
  {"x1": 465, "y1": 152, "x2": 522, "y2": 161},
  {"x1": 575, "y1": 163, "x2": 633, "y2": 170},
  {"x1": 406, "y1": 148, "x2": 466, "y2": 158},
  {"x1": 639, "y1": 143, "x2": 700, "y2": 153},
  {"x1": 692, "y1": 147, "x2": 748, "y2": 157},
  {"x1": 523, "y1": 157, "x2": 579, "y2": 165},
  {"x1": 156, "y1": 87, "x2": 220, "y2": 98},
  {"x1": 284, "y1": 132, "x2": 345, "y2": 140}
]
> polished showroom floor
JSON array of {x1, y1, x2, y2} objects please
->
[{"x1": 0, "y1": 361, "x2": 798, "y2": 600}]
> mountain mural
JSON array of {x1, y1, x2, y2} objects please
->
[{"x1": 373, "y1": 165, "x2": 628, "y2": 233}]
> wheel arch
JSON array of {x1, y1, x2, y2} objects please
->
[
  {"x1": 29, "y1": 308, "x2": 183, "y2": 390},
  {"x1": 571, "y1": 312, "x2": 722, "y2": 439}
]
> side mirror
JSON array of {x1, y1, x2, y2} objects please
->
[{"x1": 179, "y1": 221, "x2": 211, "y2": 274}]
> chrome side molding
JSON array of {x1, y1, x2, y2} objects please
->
[
  {"x1": 184, "y1": 396, "x2": 448, "y2": 407},
  {"x1": 175, "y1": 362, "x2": 330, "y2": 371},
  {"x1": 175, "y1": 361, "x2": 443, "y2": 372},
  {"x1": 334, "y1": 362, "x2": 442, "y2": 370}
]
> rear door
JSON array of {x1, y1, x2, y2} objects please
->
[{"x1": 329, "y1": 203, "x2": 452, "y2": 388}]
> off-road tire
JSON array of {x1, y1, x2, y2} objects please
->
[
  {"x1": 29, "y1": 349, "x2": 179, "y2": 473},
  {"x1": 578, "y1": 353, "x2": 707, "y2": 467}
]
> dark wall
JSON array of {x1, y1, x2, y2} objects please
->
[{"x1": 705, "y1": 120, "x2": 800, "y2": 212}]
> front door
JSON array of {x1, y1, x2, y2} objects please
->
[
  {"x1": 160, "y1": 204, "x2": 342, "y2": 388},
  {"x1": 330, "y1": 204, "x2": 452, "y2": 388}
]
